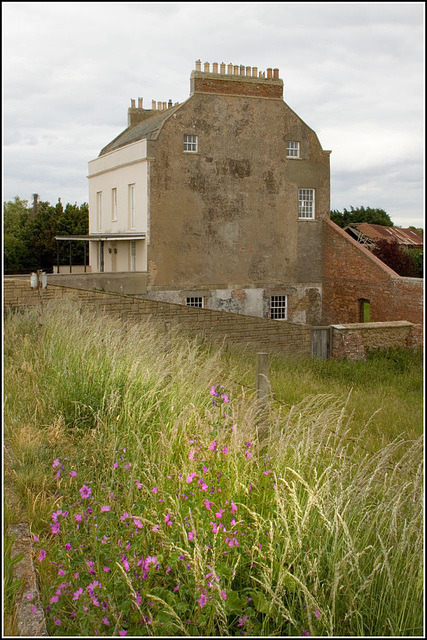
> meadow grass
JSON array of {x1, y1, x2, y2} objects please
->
[{"x1": 3, "y1": 302, "x2": 424, "y2": 636}]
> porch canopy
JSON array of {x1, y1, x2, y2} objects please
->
[{"x1": 55, "y1": 233, "x2": 146, "y2": 273}]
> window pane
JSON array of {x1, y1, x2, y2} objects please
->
[{"x1": 270, "y1": 295, "x2": 287, "y2": 319}]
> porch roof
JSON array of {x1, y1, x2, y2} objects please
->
[{"x1": 55, "y1": 234, "x2": 146, "y2": 242}]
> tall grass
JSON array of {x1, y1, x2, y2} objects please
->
[{"x1": 3, "y1": 302, "x2": 424, "y2": 636}]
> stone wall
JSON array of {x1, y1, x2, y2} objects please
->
[
  {"x1": 322, "y1": 219, "x2": 423, "y2": 325},
  {"x1": 331, "y1": 321, "x2": 423, "y2": 360},
  {"x1": 3, "y1": 279, "x2": 311, "y2": 358}
]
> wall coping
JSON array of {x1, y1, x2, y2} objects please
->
[{"x1": 331, "y1": 321, "x2": 414, "y2": 330}]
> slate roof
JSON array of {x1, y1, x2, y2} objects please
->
[{"x1": 99, "y1": 102, "x2": 184, "y2": 156}]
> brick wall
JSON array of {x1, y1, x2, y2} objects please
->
[
  {"x1": 322, "y1": 219, "x2": 423, "y2": 325},
  {"x1": 331, "y1": 321, "x2": 423, "y2": 361},
  {"x1": 3, "y1": 279, "x2": 311, "y2": 358}
]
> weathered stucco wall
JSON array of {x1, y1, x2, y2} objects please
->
[
  {"x1": 322, "y1": 219, "x2": 423, "y2": 325},
  {"x1": 145, "y1": 86, "x2": 330, "y2": 322}
]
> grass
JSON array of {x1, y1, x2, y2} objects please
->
[{"x1": 3, "y1": 301, "x2": 424, "y2": 636}]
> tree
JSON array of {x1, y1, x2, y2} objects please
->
[
  {"x1": 405, "y1": 248, "x2": 423, "y2": 278},
  {"x1": 330, "y1": 206, "x2": 393, "y2": 228},
  {"x1": 371, "y1": 239, "x2": 420, "y2": 277},
  {"x1": 3, "y1": 197, "x2": 34, "y2": 272},
  {"x1": 3, "y1": 195, "x2": 89, "y2": 273}
]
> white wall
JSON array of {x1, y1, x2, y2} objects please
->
[
  {"x1": 87, "y1": 140, "x2": 149, "y2": 272},
  {"x1": 88, "y1": 140, "x2": 149, "y2": 235}
]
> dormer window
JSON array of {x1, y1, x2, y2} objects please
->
[
  {"x1": 286, "y1": 141, "x2": 300, "y2": 158},
  {"x1": 184, "y1": 134, "x2": 198, "y2": 152}
]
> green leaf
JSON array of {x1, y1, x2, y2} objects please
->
[
  {"x1": 251, "y1": 590, "x2": 270, "y2": 613},
  {"x1": 224, "y1": 590, "x2": 245, "y2": 614}
]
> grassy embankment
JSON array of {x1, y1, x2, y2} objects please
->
[{"x1": 3, "y1": 302, "x2": 423, "y2": 636}]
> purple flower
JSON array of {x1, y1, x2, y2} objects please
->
[
  {"x1": 221, "y1": 589, "x2": 227, "y2": 600},
  {"x1": 70, "y1": 470, "x2": 77, "y2": 477},
  {"x1": 198, "y1": 593, "x2": 207, "y2": 609},
  {"x1": 209, "y1": 386, "x2": 219, "y2": 397},
  {"x1": 100, "y1": 505, "x2": 110, "y2": 512},
  {"x1": 38, "y1": 549, "x2": 46, "y2": 563},
  {"x1": 79, "y1": 485, "x2": 92, "y2": 499}
]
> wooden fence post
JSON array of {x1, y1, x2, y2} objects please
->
[{"x1": 256, "y1": 352, "x2": 269, "y2": 438}]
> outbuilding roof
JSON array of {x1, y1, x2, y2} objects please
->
[{"x1": 346, "y1": 223, "x2": 423, "y2": 247}]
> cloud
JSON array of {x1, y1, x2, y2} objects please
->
[{"x1": 2, "y1": 2, "x2": 424, "y2": 228}]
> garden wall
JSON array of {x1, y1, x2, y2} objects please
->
[
  {"x1": 3, "y1": 278, "x2": 311, "y2": 358},
  {"x1": 331, "y1": 321, "x2": 423, "y2": 361}
]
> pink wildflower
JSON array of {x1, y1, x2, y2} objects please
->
[
  {"x1": 79, "y1": 485, "x2": 92, "y2": 499},
  {"x1": 52, "y1": 459, "x2": 60, "y2": 468},
  {"x1": 133, "y1": 517, "x2": 143, "y2": 529},
  {"x1": 152, "y1": 487, "x2": 158, "y2": 494},
  {"x1": 119, "y1": 631, "x2": 127, "y2": 636},
  {"x1": 100, "y1": 505, "x2": 110, "y2": 512},
  {"x1": 209, "y1": 386, "x2": 219, "y2": 397},
  {"x1": 38, "y1": 549, "x2": 46, "y2": 563},
  {"x1": 102, "y1": 617, "x2": 110, "y2": 626},
  {"x1": 136, "y1": 481, "x2": 143, "y2": 489},
  {"x1": 198, "y1": 592, "x2": 208, "y2": 608},
  {"x1": 74, "y1": 513, "x2": 82, "y2": 522},
  {"x1": 209, "y1": 441, "x2": 216, "y2": 450},
  {"x1": 50, "y1": 522, "x2": 60, "y2": 534},
  {"x1": 70, "y1": 470, "x2": 77, "y2": 477},
  {"x1": 26, "y1": 593, "x2": 34, "y2": 600},
  {"x1": 221, "y1": 590, "x2": 227, "y2": 600},
  {"x1": 222, "y1": 446, "x2": 228, "y2": 455},
  {"x1": 216, "y1": 509, "x2": 225, "y2": 519},
  {"x1": 221, "y1": 393, "x2": 229, "y2": 403}
]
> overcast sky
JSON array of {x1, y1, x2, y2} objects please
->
[{"x1": 2, "y1": 1, "x2": 425, "y2": 227}]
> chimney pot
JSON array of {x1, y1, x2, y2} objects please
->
[
  {"x1": 273, "y1": 68, "x2": 279, "y2": 80},
  {"x1": 227, "y1": 63, "x2": 233, "y2": 75},
  {"x1": 246, "y1": 66, "x2": 251, "y2": 77},
  {"x1": 233, "y1": 65, "x2": 239, "y2": 75},
  {"x1": 267, "y1": 68, "x2": 273, "y2": 79},
  {"x1": 157, "y1": 101, "x2": 163, "y2": 110},
  {"x1": 152, "y1": 99, "x2": 156, "y2": 110},
  {"x1": 138, "y1": 97, "x2": 143, "y2": 108},
  {"x1": 204, "y1": 61, "x2": 210, "y2": 73},
  {"x1": 212, "y1": 62, "x2": 218, "y2": 73},
  {"x1": 195, "y1": 59, "x2": 201, "y2": 71},
  {"x1": 131, "y1": 98, "x2": 136, "y2": 108},
  {"x1": 162, "y1": 101, "x2": 167, "y2": 110},
  {"x1": 220, "y1": 62, "x2": 226, "y2": 74},
  {"x1": 252, "y1": 66, "x2": 258, "y2": 78},
  {"x1": 168, "y1": 99, "x2": 172, "y2": 108},
  {"x1": 240, "y1": 65, "x2": 245, "y2": 76}
]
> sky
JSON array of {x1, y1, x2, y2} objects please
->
[{"x1": 2, "y1": 1, "x2": 425, "y2": 228}]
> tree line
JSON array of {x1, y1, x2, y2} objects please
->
[
  {"x1": 4, "y1": 196, "x2": 88, "y2": 273},
  {"x1": 3, "y1": 198, "x2": 423, "y2": 277}
]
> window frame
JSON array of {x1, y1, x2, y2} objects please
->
[
  {"x1": 130, "y1": 240, "x2": 136, "y2": 272},
  {"x1": 270, "y1": 295, "x2": 287, "y2": 320},
  {"x1": 298, "y1": 188, "x2": 315, "y2": 220},
  {"x1": 96, "y1": 191, "x2": 103, "y2": 231},
  {"x1": 111, "y1": 187, "x2": 118, "y2": 222},
  {"x1": 128, "y1": 183, "x2": 136, "y2": 230},
  {"x1": 286, "y1": 141, "x2": 300, "y2": 158},
  {"x1": 186, "y1": 296, "x2": 204, "y2": 308},
  {"x1": 183, "y1": 134, "x2": 198, "y2": 153}
]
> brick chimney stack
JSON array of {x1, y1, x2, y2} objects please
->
[{"x1": 190, "y1": 60, "x2": 283, "y2": 99}]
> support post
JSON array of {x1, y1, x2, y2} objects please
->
[
  {"x1": 57, "y1": 240, "x2": 60, "y2": 274},
  {"x1": 256, "y1": 352, "x2": 269, "y2": 438},
  {"x1": 84, "y1": 241, "x2": 87, "y2": 273},
  {"x1": 69, "y1": 240, "x2": 72, "y2": 273}
]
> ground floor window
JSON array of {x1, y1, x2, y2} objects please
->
[
  {"x1": 270, "y1": 295, "x2": 287, "y2": 320},
  {"x1": 130, "y1": 241, "x2": 136, "y2": 272},
  {"x1": 186, "y1": 296, "x2": 204, "y2": 308}
]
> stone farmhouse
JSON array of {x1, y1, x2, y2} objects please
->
[{"x1": 71, "y1": 61, "x2": 422, "y2": 327}]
